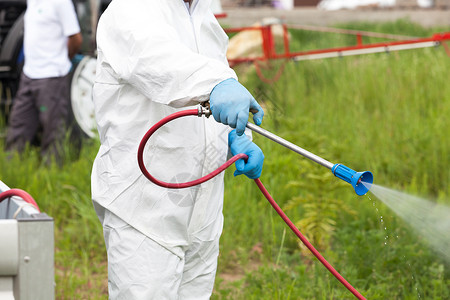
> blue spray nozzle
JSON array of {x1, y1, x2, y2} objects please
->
[
  {"x1": 331, "y1": 164, "x2": 373, "y2": 196},
  {"x1": 243, "y1": 122, "x2": 374, "y2": 195}
]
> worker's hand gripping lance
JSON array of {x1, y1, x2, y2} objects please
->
[{"x1": 199, "y1": 102, "x2": 373, "y2": 196}]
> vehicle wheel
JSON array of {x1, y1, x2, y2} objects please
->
[{"x1": 70, "y1": 55, "x2": 97, "y2": 139}]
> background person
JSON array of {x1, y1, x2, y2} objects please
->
[
  {"x1": 5, "y1": 0, "x2": 82, "y2": 163},
  {"x1": 91, "y1": 0, "x2": 264, "y2": 298}
]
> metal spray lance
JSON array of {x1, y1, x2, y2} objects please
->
[{"x1": 199, "y1": 103, "x2": 374, "y2": 196}]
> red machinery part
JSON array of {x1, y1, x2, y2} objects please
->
[
  {"x1": 214, "y1": 13, "x2": 227, "y2": 19},
  {"x1": 137, "y1": 109, "x2": 366, "y2": 300},
  {"x1": 0, "y1": 188, "x2": 40, "y2": 212},
  {"x1": 225, "y1": 24, "x2": 450, "y2": 65}
]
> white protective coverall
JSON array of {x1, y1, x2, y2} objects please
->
[{"x1": 91, "y1": 0, "x2": 238, "y2": 298}]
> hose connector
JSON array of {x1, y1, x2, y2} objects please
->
[
  {"x1": 197, "y1": 105, "x2": 212, "y2": 118},
  {"x1": 198, "y1": 102, "x2": 212, "y2": 118},
  {"x1": 331, "y1": 164, "x2": 373, "y2": 196}
]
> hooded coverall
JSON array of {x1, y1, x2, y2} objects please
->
[{"x1": 91, "y1": 0, "x2": 241, "y2": 298}]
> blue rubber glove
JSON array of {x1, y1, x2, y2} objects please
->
[
  {"x1": 228, "y1": 129, "x2": 264, "y2": 179},
  {"x1": 210, "y1": 78, "x2": 264, "y2": 136}
]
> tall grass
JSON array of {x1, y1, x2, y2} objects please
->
[
  {"x1": 0, "y1": 138, "x2": 107, "y2": 298},
  {"x1": 0, "y1": 20, "x2": 448, "y2": 299},
  {"x1": 217, "y1": 20, "x2": 450, "y2": 299}
]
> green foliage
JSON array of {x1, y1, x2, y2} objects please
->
[
  {"x1": 217, "y1": 19, "x2": 449, "y2": 299},
  {"x1": 0, "y1": 137, "x2": 107, "y2": 299},
  {"x1": 283, "y1": 160, "x2": 355, "y2": 253}
]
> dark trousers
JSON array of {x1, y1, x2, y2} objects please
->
[{"x1": 5, "y1": 72, "x2": 70, "y2": 163}]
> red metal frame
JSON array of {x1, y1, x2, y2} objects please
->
[
  {"x1": 224, "y1": 24, "x2": 450, "y2": 66},
  {"x1": 291, "y1": 33, "x2": 450, "y2": 61},
  {"x1": 214, "y1": 13, "x2": 228, "y2": 19}
]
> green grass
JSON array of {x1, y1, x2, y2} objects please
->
[{"x1": 1, "y1": 20, "x2": 449, "y2": 299}]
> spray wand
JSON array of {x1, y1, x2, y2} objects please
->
[
  {"x1": 138, "y1": 106, "x2": 373, "y2": 299},
  {"x1": 244, "y1": 116, "x2": 372, "y2": 195},
  {"x1": 200, "y1": 104, "x2": 373, "y2": 196}
]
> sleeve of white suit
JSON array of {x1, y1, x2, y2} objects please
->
[{"x1": 96, "y1": 5, "x2": 237, "y2": 108}]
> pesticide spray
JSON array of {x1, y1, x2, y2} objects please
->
[
  {"x1": 247, "y1": 108, "x2": 449, "y2": 265},
  {"x1": 365, "y1": 183, "x2": 450, "y2": 263}
]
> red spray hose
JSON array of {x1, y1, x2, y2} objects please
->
[
  {"x1": 137, "y1": 109, "x2": 366, "y2": 300},
  {"x1": 0, "y1": 188, "x2": 40, "y2": 212}
]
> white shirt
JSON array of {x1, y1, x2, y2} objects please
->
[
  {"x1": 23, "y1": 0, "x2": 80, "y2": 79},
  {"x1": 92, "y1": 0, "x2": 237, "y2": 257}
]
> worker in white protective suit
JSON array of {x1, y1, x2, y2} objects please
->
[{"x1": 91, "y1": 0, "x2": 265, "y2": 299}]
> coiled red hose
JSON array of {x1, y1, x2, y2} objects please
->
[
  {"x1": 0, "y1": 188, "x2": 40, "y2": 212},
  {"x1": 137, "y1": 109, "x2": 365, "y2": 300}
]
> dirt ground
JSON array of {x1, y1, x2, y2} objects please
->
[{"x1": 221, "y1": 7, "x2": 450, "y2": 28}]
